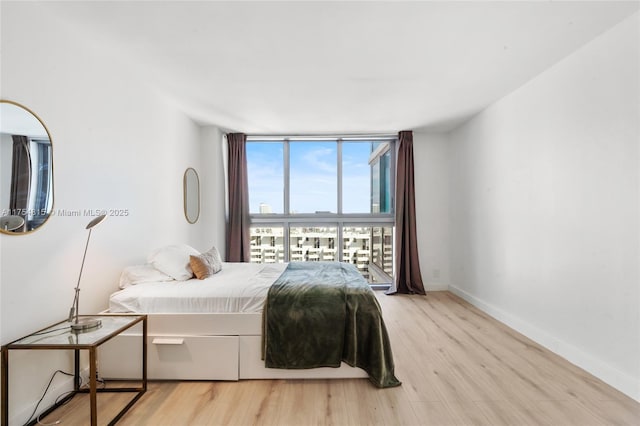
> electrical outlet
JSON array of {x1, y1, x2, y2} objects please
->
[{"x1": 433, "y1": 269, "x2": 440, "y2": 279}]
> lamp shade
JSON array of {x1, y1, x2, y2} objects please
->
[{"x1": 86, "y1": 214, "x2": 107, "y2": 230}]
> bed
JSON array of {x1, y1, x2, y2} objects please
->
[{"x1": 99, "y1": 245, "x2": 400, "y2": 388}]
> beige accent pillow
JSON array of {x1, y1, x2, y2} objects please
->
[{"x1": 190, "y1": 246, "x2": 223, "y2": 280}]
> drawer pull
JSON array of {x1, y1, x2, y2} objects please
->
[{"x1": 152, "y1": 338, "x2": 184, "y2": 345}]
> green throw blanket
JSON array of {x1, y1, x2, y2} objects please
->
[{"x1": 263, "y1": 262, "x2": 401, "y2": 388}]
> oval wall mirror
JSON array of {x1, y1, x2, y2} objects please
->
[
  {"x1": 0, "y1": 100, "x2": 54, "y2": 235},
  {"x1": 184, "y1": 167, "x2": 200, "y2": 224}
]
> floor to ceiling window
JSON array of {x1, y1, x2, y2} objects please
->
[{"x1": 246, "y1": 136, "x2": 396, "y2": 284}]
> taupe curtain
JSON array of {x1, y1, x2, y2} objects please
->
[
  {"x1": 388, "y1": 131, "x2": 425, "y2": 295},
  {"x1": 9, "y1": 135, "x2": 32, "y2": 231},
  {"x1": 226, "y1": 133, "x2": 251, "y2": 262}
]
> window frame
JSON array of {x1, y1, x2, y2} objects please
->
[{"x1": 247, "y1": 136, "x2": 396, "y2": 283}]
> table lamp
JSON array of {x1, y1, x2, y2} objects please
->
[{"x1": 68, "y1": 214, "x2": 107, "y2": 332}]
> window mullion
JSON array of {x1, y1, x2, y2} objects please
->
[
  {"x1": 284, "y1": 139, "x2": 290, "y2": 215},
  {"x1": 336, "y1": 139, "x2": 342, "y2": 262},
  {"x1": 337, "y1": 221, "x2": 343, "y2": 262},
  {"x1": 284, "y1": 140, "x2": 290, "y2": 260},
  {"x1": 337, "y1": 138, "x2": 342, "y2": 215},
  {"x1": 284, "y1": 219, "x2": 290, "y2": 262}
]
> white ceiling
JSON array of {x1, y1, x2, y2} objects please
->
[{"x1": 42, "y1": 1, "x2": 639, "y2": 134}]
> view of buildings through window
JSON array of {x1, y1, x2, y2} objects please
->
[{"x1": 247, "y1": 138, "x2": 395, "y2": 283}]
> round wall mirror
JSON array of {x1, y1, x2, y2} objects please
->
[
  {"x1": 184, "y1": 167, "x2": 200, "y2": 224},
  {"x1": 0, "y1": 100, "x2": 54, "y2": 235}
]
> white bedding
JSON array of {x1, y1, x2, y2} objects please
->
[{"x1": 109, "y1": 262, "x2": 287, "y2": 314}]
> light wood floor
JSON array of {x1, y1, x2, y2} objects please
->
[{"x1": 41, "y1": 291, "x2": 640, "y2": 425}]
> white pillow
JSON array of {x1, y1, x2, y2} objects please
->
[
  {"x1": 147, "y1": 244, "x2": 199, "y2": 280},
  {"x1": 119, "y1": 264, "x2": 174, "y2": 289}
]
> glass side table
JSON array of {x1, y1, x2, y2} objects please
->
[{"x1": 1, "y1": 314, "x2": 147, "y2": 426}]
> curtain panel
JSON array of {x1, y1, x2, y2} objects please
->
[
  {"x1": 226, "y1": 133, "x2": 251, "y2": 262},
  {"x1": 389, "y1": 130, "x2": 426, "y2": 295}
]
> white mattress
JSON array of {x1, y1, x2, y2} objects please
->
[{"x1": 109, "y1": 262, "x2": 287, "y2": 314}]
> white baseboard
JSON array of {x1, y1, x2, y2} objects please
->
[
  {"x1": 448, "y1": 285, "x2": 640, "y2": 402},
  {"x1": 426, "y1": 283, "x2": 449, "y2": 291}
]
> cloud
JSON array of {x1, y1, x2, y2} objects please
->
[{"x1": 248, "y1": 141, "x2": 374, "y2": 213}]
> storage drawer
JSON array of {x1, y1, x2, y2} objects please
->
[
  {"x1": 99, "y1": 334, "x2": 239, "y2": 381},
  {"x1": 239, "y1": 335, "x2": 368, "y2": 379}
]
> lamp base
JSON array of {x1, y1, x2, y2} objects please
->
[{"x1": 71, "y1": 318, "x2": 102, "y2": 333}]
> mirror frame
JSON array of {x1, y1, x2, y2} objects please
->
[
  {"x1": 183, "y1": 167, "x2": 200, "y2": 224},
  {"x1": 0, "y1": 100, "x2": 55, "y2": 235}
]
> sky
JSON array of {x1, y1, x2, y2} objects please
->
[{"x1": 247, "y1": 141, "x2": 372, "y2": 214}]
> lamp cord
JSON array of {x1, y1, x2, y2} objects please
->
[{"x1": 22, "y1": 370, "x2": 74, "y2": 426}]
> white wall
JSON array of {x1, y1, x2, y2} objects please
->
[
  {"x1": 0, "y1": 3, "x2": 224, "y2": 423},
  {"x1": 413, "y1": 133, "x2": 450, "y2": 290},
  {"x1": 448, "y1": 13, "x2": 639, "y2": 400},
  {"x1": 199, "y1": 126, "x2": 227, "y2": 255}
]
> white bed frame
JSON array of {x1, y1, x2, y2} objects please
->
[{"x1": 98, "y1": 312, "x2": 368, "y2": 381}]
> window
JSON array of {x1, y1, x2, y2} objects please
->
[
  {"x1": 342, "y1": 142, "x2": 372, "y2": 213},
  {"x1": 290, "y1": 226, "x2": 338, "y2": 262},
  {"x1": 250, "y1": 226, "x2": 284, "y2": 264},
  {"x1": 246, "y1": 137, "x2": 395, "y2": 283},
  {"x1": 371, "y1": 226, "x2": 394, "y2": 278},
  {"x1": 246, "y1": 142, "x2": 284, "y2": 214},
  {"x1": 30, "y1": 140, "x2": 53, "y2": 216},
  {"x1": 343, "y1": 226, "x2": 372, "y2": 280},
  {"x1": 290, "y1": 141, "x2": 337, "y2": 214}
]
